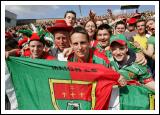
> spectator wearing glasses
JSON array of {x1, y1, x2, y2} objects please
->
[{"x1": 64, "y1": 10, "x2": 76, "y2": 27}]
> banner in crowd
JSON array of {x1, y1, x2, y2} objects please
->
[{"x1": 6, "y1": 57, "x2": 120, "y2": 110}]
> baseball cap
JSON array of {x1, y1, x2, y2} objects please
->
[{"x1": 110, "y1": 34, "x2": 128, "y2": 46}]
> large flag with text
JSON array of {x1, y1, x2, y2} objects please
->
[{"x1": 6, "y1": 57, "x2": 120, "y2": 110}]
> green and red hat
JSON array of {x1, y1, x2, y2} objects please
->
[
  {"x1": 18, "y1": 37, "x2": 28, "y2": 48},
  {"x1": 110, "y1": 34, "x2": 128, "y2": 46}
]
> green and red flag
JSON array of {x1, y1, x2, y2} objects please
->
[{"x1": 6, "y1": 56, "x2": 120, "y2": 110}]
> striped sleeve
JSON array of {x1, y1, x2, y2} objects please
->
[{"x1": 133, "y1": 64, "x2": 154, "y2": 84}]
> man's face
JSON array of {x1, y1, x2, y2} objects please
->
[
  {"x1": 70, "y1": 33, "x2": 90, "y2": 59},
  {"x1": 29, "y1": 40, "x2": 44, "y2": 59},
  {"x1": 136, "y1": 21, "x2": 146, "y2": 35},
  {"x1": 65, "y1": 13, "x2": 76, "y2": 27},
  {"x1": 146, "y1": 20, "x2": 155, "y2": 35},
  {"x1": 97, "y1": 29, "x2": 110, "y2": 48},
  {"x1": 110, "y1": 42, "x2": 128, "y2": 62},
  {"x1": 54, "y1": 31, "x2": 70, "y2": 51},
  {"x1": 115, "y1": 24, "x2": 126, "y2": 34}
]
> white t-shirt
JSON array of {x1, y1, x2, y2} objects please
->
[{"x1": 58, "y1": 53, "x2": 68, "y2": 61}]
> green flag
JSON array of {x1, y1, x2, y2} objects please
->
[{"x1": 6, "y1": 57, "x2": 120, "y2": 110}]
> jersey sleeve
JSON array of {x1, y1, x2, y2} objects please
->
[
  {"x1": 93, "y1": 49, "x2": 111, "y2": 68},
  {"x1": 135, "y1": 64, "x2": 154, "y2": 84}
]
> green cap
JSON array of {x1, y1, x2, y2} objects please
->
[{"x1": 110, "y1": 34, "x2": 128, "y2": 46}]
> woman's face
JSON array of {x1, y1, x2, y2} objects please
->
[
  {"x1": 70, "y1": 32, "x2": 90, "y2": 60},
  {"x1": 85, "y1": 21, "x2": 96, "y2": 39}
]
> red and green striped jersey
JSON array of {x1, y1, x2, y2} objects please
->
[{"x1": 68, "y1": 48, "x2": 111, "y2": 68}]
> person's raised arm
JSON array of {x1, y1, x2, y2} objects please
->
[{"x1": 5, "y1": 49, "x2": 20, "y2": 59}]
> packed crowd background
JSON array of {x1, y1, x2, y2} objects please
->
[
  {"x1": 5, "y1": 9, "x2": 155, "y2": 41},
  {"x1": 5, "y1": 8, "x2": 155, "y2": 110}
]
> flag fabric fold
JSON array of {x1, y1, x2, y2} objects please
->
[{"x1": 6, "y1": 57, "x2": 119, "y2": 110}]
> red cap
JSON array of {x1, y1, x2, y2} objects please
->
[
  {"x1": 47, "y1": 20, "x2": 73, "y2": 33},
  {"x1": 113, "y1": 39, "x2": 126, "y2": 46},
  {"x1": 127, "y1": 18, "x2": 137, "y2": 24},
  {"x1": 30, "y1": 33, "x2": 40, "y2": 41}
]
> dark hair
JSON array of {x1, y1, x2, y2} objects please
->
[
  {"x1": 64, "y1": 10, "x2": 76, "y2": 18},
  {"x1": 97, "y1": 24, "x2": 112, "y2": 36},
  {"x1": 70, "y1": 26, "x2": 89, "y2": 42},
  {"x1": 5, "y1": 38, "x2": 18, "y2": 51},
  {"x1": 115, "y1": 20, "x2": 126, "y2": 29},
  {"x1": 136, "y1": 19, "x2": 146, "y2": 27},
  {"x1": 128, "y1": 23, "x2": 136, "y2": 27}
]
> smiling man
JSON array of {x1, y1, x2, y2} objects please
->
[
  {"x1": 68, "y1": 26, "x2": 127, "y2": 87},
  {"x1": 132, "y1": 19, "x2": 148, "y2": 50},
  {"x1": 109, "y1": 34, "x2": 155, "y2": 90},
  {"x1": 96, "y1": 24, "x2": 112, "y2": 50},
  {"x1": 108, "y1": 34, "x2": 155, "y2": 110}
]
